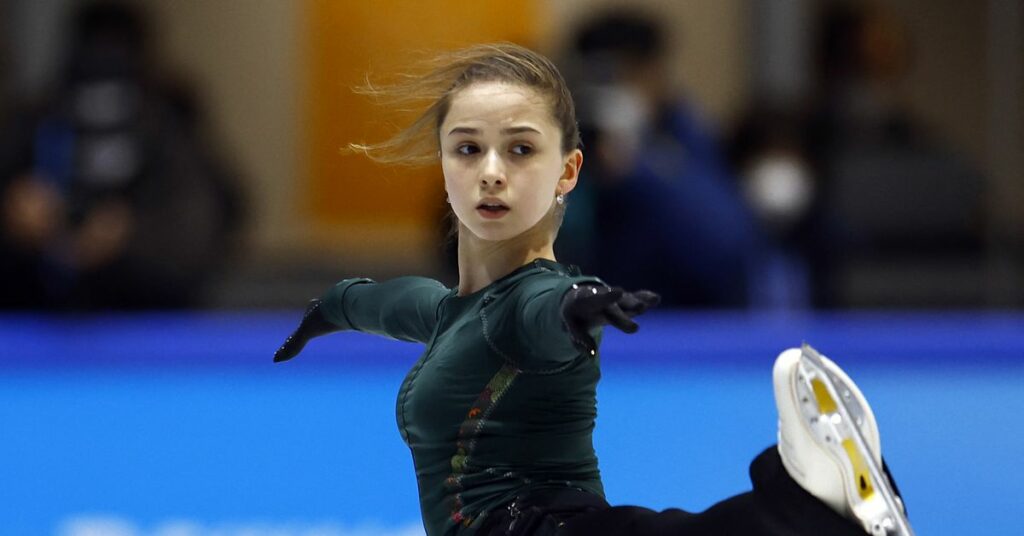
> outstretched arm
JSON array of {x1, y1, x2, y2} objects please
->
[
  {"x1": 274, "y1": 276, "x2": 449, "y2": 363},
  {"x1": 512, "y1": 277, "x2": 660, "y2": 369}
]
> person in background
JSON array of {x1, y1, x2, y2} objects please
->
[
  {"x1": 558, "y1": 11, "x2": 768, "y2": 308},
  {"x1": 0, "y1": 0, "x2": 243, "y2": 309},
  {"x1": 812, "y1": 2, "x2": 987, "y2": 309},
  {"x1": 728, "y1": 107, "x2": 816, "y2": 310}
]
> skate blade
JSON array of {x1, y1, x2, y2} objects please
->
[{"x1": 797, "y1": 344, "x2": 915, "y2": 536}]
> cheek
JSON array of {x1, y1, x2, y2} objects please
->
[
  {"x1": 442, "y1": 164, "x2": 475, "y2": 218},
  {"x1": 523, "y1": 157, "x2": 564, "y2": 196},
  {"x1": 516, "y1": 171, "x2": 558, "y2": 219},
  {"x1": 522, "y1": 183, "x2": 550, "y2": 207},
  {"x1": 442, "y1": 162, "x2": 466, "y2": 194}
]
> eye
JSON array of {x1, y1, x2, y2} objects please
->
[
  {"x1": 511, "y1": 144, "x2": 533, "y2": 156},
  {"x1": 456, "y1": 143, "x2": 480, "y2": 156}
]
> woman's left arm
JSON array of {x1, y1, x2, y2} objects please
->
[{"x1": 515, "y1": 277, "x2": 660, "y2": 367}]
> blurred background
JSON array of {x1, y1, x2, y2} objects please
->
[{"x1": 0, "y1": 0, "x2": 1021, "y2": 535}]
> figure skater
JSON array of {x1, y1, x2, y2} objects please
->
[{"x1": 274, "y1": 43, "x2": 911, "y2": 536}]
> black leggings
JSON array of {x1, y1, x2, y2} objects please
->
[{"x1": 478, "y1": 446, "x2": 868, "y2": 536}]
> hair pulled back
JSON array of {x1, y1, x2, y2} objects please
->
[{"x1": 351, "y1": 43, "x2": 580, "y2": 166}]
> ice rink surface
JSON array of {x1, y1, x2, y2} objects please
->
[{"x1": 2, "y1": 311, "x2": 1022, "y2": 535}]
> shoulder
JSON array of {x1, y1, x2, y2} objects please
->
[
  {"x1": 387, "y1": 275, "x2": 450, "y2": 292},
  {"x1": 394, "y1": 277, "x2": 451, "y2": 316},
  {"x1": 324, "y1": 275, "x2": 449, "y2": 308},
  {"x1": 507, "y1": 263, "x2": 603, "y2": 302},
  {"x1": 481, "y1": 261, "x2": 604, "y2": 370},
  {"x1": 486, "y1": 260, "x2": 604, "y2": 313}
]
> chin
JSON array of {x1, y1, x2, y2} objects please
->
[
  {"x1": 468, "y1": 218, "x2": 551, "y2": 244},
  {"x1": 466, "y1": 225, "x2": 523, "y2": 242},
  {"x1": 456, "y1": 207, "x2": 553, "y2": 241}
]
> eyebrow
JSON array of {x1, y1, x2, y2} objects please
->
[{"x1": 447, "y1": 126, "x2": 542, "y2": 136}]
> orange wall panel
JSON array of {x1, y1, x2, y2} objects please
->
[{"x1": 304, "y1": 1, "x2": 541, "y2": 238}]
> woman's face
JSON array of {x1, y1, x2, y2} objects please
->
[{"x1": 440, "y1": 81, "x2": 580, "y2": 242}]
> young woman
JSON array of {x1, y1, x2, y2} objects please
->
[{"x1": 274, "y1": 44, "x2": 910, "y2": 536}]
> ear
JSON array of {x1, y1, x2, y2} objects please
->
[{"x1": 558, "y1": 149, "x2": 583, "y2": 195}]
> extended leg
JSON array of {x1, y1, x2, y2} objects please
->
[{"x1": 773, "y1": 345, "x2": 914, "y2": 535}]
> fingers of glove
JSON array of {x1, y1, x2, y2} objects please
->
[
  {"x1": 274, "y1": 299, "x2": 322, "y2": 363},
  {"x1": 618, "y1": 289, "x2": 661, "y2": 315},
  {"x1": 617, "y1": 293, "x2": 646, "y2": 315},
  {"x1": 274, "y1": 334, "x2": 305, "y2": 362},
  {"x1": 604, "y1": 302, "x2": 639, "y2": 334},
  {"x1": 635, "y1": 290, "x2": 661, "y2": 308}
]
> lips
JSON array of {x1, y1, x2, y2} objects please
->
[
  {"x1": 476, "y1": 198, "x2": 509, "y2": 210},
  {"x1": 476, "y1": 199, "x2": 510, "y2": 219}
]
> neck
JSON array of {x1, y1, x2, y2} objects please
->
[{"x1": 456, "y1": 221, "x2": 556, "y2": 296}]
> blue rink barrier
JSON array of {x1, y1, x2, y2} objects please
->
[{"x1": 1, "y1": 311, "x2": 1022, "y2": 535}]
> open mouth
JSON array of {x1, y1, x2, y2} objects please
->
[{"x1": 476, "y1": 202, "x2": 510, "y2": 218}]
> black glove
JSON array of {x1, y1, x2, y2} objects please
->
[
  {"x1": 561, "y1": 284, "x2": 661, "y2": 355},
  {"x1": 274, "y1": 299, "x2": 340, "y2": 363}
]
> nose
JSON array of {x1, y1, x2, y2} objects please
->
[{"x1": 480, "y1": 150, "x2": 506, "y2": 189}]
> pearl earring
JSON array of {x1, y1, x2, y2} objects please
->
[{"x1": 556, "y1": 193, "x2": 565, "y2": 205}]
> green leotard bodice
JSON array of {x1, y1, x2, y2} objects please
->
[{"x1": 318, "y1": 259, "x2": 606, "y2": 535}]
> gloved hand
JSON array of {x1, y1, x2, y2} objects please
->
[
  {"x1": 561, "y1": 284, "x2": 661, "y2": 355},
  {"x1": 274, "y1": 299, "x2": 340, "y2": 363}
]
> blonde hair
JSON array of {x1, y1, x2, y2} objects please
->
[{"x1": 350, "y1": 43, "x2": 581, "y2": 166}]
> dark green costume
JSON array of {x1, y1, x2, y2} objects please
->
[{"x1": 319, "y1": 259, "x2": 606, "y2": 536}]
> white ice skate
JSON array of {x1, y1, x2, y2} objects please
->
[{"x1": 773, "y1": 344, "x2": 914, "y2": 536}]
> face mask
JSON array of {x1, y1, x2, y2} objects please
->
[
  {"x1": 586, "y1": 84, "x2": 651, "y2": 146},
  {"x1": 743, "y1": 154, "x2": 814, "y2": 229}
]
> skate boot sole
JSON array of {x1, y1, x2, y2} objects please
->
[{"x1": 794, "y1": 344, "x2": 914, "y2": 536}]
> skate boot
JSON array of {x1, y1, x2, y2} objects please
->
[{"x1": 773, "y1": 344, "x2": 914, "y2": 536}]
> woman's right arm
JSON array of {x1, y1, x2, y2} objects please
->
[
  {"x1": 274, "y1": 276, "x2": 449, "y2": 362},
  {"x1": 321, "y1": 276, "x2": 448, "y2": 342}
]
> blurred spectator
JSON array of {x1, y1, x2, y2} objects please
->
[
  {"x1": 0, "y1": 1, "x2": 244, "y2": 310},
  {"x1": 730, "y1": 2, "x2": 987, "y2": 308},
  {"x1": 557, "y1": 10, "x2": 768, "y2": 308},
  {"x1": 729, "y1": 107, "x2": 816, "y2": 309}
]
